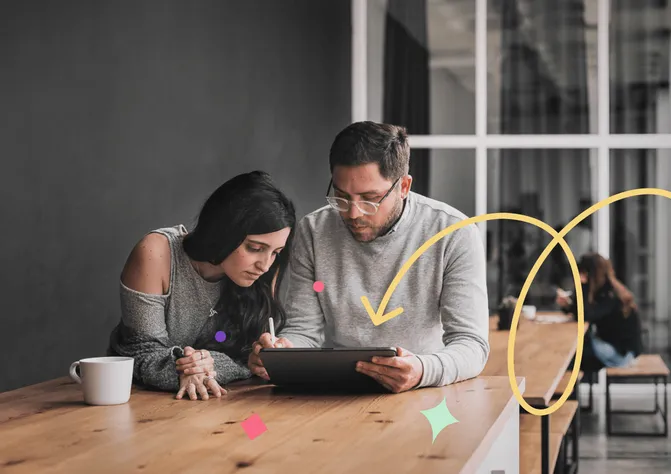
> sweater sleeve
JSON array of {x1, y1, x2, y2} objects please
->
[
  {"x1": 415, "y1": 224, "x2": 491, "y2": 388},
  {"x1": 209, "y1": 352, "x2": 252, "y2": 384},
  {"x1": 109, "y1": 283, "x2": 252, "y2": 390},
  {"x1": 107, "y1": 283, "x2": 182, "y2": 391},
  {"x1": 277, "y1": 218, "x2": 325, "y2": 348},
  {"x1": 198, "y1": 317, "x2": 251, "y2": 384}
]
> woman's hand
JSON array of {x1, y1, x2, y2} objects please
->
[
  {"x1": 605, "y1": 259, "x2": 616, "y2": 281},
  {"x1": 176, "y1": 372, "x2": 226, "y2": 400},
  {"x1": 176, "y1": 346, "x2": 215, "y2": 375},
  {"x1": 247, "y1": 332, "x2": 293, "y2": 380},
  {"x1": 556, "y1": 288, "x2": 572, "y2": 308}
]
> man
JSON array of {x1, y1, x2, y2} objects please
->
[{"x1": 248, "y1": 121, "x2": 489, "y2": 392}]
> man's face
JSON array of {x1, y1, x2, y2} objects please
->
[{"x1": 331, "y1": 164, "x2": 410, "y2": 242}]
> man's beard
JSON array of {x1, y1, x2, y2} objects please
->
[{"x1": 344, "y1": 197, "x2": 404, "y2": 242}]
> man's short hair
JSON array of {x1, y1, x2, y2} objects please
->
[{"x1": 329, "y1": 121, "x2": 410, "y2": 181}]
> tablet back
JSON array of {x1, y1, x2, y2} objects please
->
[{"x1": 260, "y1": 347, "x2": 397, "y2": 393}]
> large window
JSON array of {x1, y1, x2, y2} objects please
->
[
  {"x1": 610, "y1": 149, "x2": 671, "y2": 355},
  {"x1": 487, "y1": 149, "x2": 593, "y2": 312},
  {"x1": 354, "y1": 0, "x2": 671, "y2": 358}
]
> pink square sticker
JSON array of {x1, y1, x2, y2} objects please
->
[{"x1": 241, "y1": 413, "x2": 267, "y2": 440}]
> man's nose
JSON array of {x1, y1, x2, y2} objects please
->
[{"x1": 345, "y1": 201, "x2": 362, "y2": 220}]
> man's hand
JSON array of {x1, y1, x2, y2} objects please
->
[
  {"x1": 176, "y1": 346, "x2": 215, "y2": 375},
  {"x1": 247, "y1": 332, "x2": 294, "y2": 380},
  {"x1": 175, "y1": 372, "x2": 225, "y2": 401},
  {"x1": 356, "y1": 347, "x2": 423, "y2": 393}
]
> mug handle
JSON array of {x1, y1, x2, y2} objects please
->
[{"x1": 69, "y1": 361, "x2": 82, "y2": 384}]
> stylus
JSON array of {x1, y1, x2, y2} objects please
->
[{"x1": 269, "y1": 317, "x2": 277, "y2": 345}]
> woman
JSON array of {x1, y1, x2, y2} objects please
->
[
  {"x1": 108, "y1": 171, "x2": 295, "y2": 401},
  {"x1": 556, "y1": 253, "x2": 642, "y2": 371}
]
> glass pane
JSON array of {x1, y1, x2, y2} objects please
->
[
  {"x1": 610, "y1": 149, "x2": 671, "y2": 364},
  {"x1": 610, "y1": 0, "x2": 670, "y2": 133},
  {"x1": 487, "y1": 149, "x2": 594, "y2": 313},
  {"x1": 487, "y1": 0, "x2": 597, "y2": 134},
  {"x1": 367, "y1": 0, "x2": 475, "y2": 134},
  {"x1": 428, "y1": 149, "x2": 475, "y2": 215}
]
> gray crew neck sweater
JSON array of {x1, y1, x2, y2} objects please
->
[{"x1": 278, "y1": 192, "x2": 490, "y2": 388}]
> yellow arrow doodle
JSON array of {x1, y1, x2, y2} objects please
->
[
  {"x1": 361, "y1": 187, "x2": 671, "y2": 416},
  {"x1": 361, "y1": 212, "x2": 573, "y2": 326}
]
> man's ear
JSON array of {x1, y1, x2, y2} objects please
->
[{"x1": 401, "y1": 175, "x2": 413, "y2": 199}]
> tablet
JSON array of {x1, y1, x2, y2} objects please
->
[{"x1": 260, "y1": 347, "x2": 398, "y2": 393}]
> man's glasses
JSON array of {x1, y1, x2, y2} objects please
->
[{"x1": 325, "y1": 177, "x2": 401, "y2": 216}]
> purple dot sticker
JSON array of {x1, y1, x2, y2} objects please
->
[
  {"x1": 313, "y1": 281, "x2": 325, "y2": 293},
  {"x1": 215, "y1": 331, "x2": 227, "y2": 343}
]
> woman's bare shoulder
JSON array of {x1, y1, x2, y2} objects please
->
[{"x1": 120, "y1": 233, "x2": 171, "y2": 295}]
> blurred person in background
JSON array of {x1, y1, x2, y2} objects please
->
[{"x1": 556, "y1": 252, "x2": 642, "y2": 371}]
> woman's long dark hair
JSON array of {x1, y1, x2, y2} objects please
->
[
  {"x1": 578, "y1": 252, "x2": 636, "y2": 317},
  {"x1": 183, "y1": 171, "x2": 296, "y2": 357},
  {"x1": 577, "y1": 253, "x2": 609, "y2": 304}
]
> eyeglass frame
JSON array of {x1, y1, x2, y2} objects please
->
[{"x1": 325, "y1": 176, "x2": 402, "y2": 215}]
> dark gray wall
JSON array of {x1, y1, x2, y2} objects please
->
[{"x1": 0, "y1": 1, "x2": 350, "y2": 392}]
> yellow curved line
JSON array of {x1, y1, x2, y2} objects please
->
[
  {"x1": 361, "y1": 213, "x2": 572, "y2": 325},
  {"x1": 511, "y1": 187, "x2": 671, "y2": 416},
  {"x1": 360, "y1": 187, "x2": 671, "y2": 417},
  {"x1": 360, "y1": 211, "x2": 581, "y2": 413}
]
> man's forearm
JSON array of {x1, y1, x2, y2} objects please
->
[{"x1": 415, "y1": 335, "x2": 490, "y2": 387}]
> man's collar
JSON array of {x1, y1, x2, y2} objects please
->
[{"x1": 383, "y1": 192, "x2": 412, "y2": 236}]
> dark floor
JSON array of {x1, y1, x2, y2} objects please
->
[{"x1": 578, "y1": 383, "x2": 671, "y2": 473}]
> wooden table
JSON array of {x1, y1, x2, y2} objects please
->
[
  {"x1": 483, "y1": 311, "x2": 585, "y2": 406},
  {"x1": 483, "y1": 311, "x2": 588, "y2": 474},
  {"x1": 0, "y1": 375, "x2": 524, "y2": 474}
]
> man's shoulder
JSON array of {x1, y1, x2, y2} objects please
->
[
  {"x1": 411, "y1": 192, "x2": 470, "y2": 226},
  {"x1": 408, "y1": 193, "x2": 481, "y2": 247},
  {"x1": 296, "y1": 205, "x2": 338, "y2": 235}
]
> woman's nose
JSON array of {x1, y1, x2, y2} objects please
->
[{"x1": 257, "y1": 254, "x2": 273, "y2": 272}]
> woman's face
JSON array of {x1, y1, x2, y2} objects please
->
[
  {"x1": 580, "y1": 271, "x2": 588, "y2": 285},
  {"x1": 221, "y1": 227, "x2": 291, "y2": 287}
]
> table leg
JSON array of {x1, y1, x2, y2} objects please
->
[{"x1": 542, "y1": 414, "x2": 549, "y2": 474}]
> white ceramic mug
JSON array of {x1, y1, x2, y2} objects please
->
[
  {"x1": 522, "y1": 305, "x2": 537, "y2": 320},
  {"x1": 69, "y1": 356, "x2": 134, "y2": 406}
]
